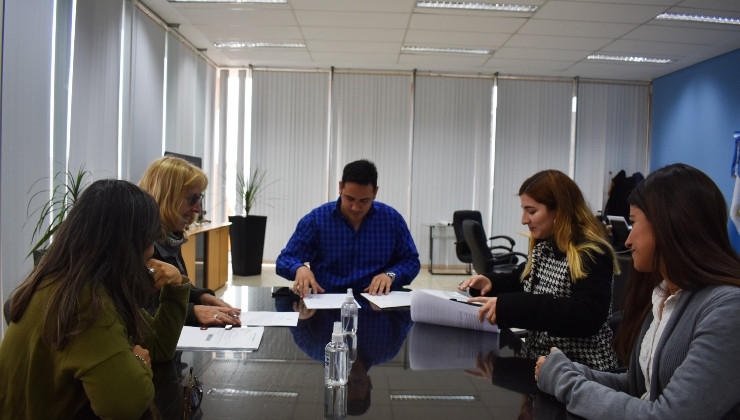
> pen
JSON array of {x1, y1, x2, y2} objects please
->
[{"x1": 449, "y1": 298, "x2": 483, "y2": 307}]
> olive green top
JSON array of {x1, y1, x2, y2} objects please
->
[{"x1": 0, "y1": 281, "x2": 190, "y2": 419}]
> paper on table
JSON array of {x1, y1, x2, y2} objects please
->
[
  {"x1": 241, "y1": 311, "x2": 299, "y2": 327},
  {"x1": 408, "y1": 322, "x2": 500, "y2": 370},
  {"x1": 176, "y1": 326, "x2": 264, "y2": 351},
  {"x1": 360, "y1": 291, "x2": 411, "y2": 308},
  {"x1": 301, "y1": 293, "x2": 362, "y2": 310},
  {"x1": 410, "y1": 289, "x2": 499, "y2": 333}
]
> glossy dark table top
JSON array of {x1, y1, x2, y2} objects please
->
[{"x1": 177, "y1": 287, "x2": 572, "y2": 419}]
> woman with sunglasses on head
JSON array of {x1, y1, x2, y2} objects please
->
[
  {"x1": 459, "y1": 169, "x2": 620, "y2": 371},
  {"x1": 535, "y1": 163, "x2": 740, "y2": 419},
  {"x1": 139, "y1": 156, "x2": 241, "y2": 328},
  {"x1": 0, "y1": 180, "x2": 190, "y2": 419}
]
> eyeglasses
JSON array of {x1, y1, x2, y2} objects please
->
[
  {"x1": 184, "y1": 193, "x2": 204, "y2": 206},
  {"x1": 183, "y1": 367, "x2": 203, "y2": 414}
]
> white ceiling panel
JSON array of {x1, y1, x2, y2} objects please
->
[
  {"x1": 302, "y1": 27, "x2": 405, "y2": 42},
  {"x1": 534, "y1": 2, "x2": 669, "y2": 24},
  {"x1": 140, "y1": 0, "x2": 740, "y2": 81},
  {"x1": 404, "y1": 30, "x2": 509, "y2": 47},
  {"x1": 505, "y1": 34, "x2": 612, "y2": 50},
  {"x1": 294, "y1": 11, "x2": 410, "y2": 28},
  {"x1": 409, "y1": 14, "x2": 527, "y2": 33}
]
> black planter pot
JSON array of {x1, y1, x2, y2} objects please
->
[{"x1": 228, "y1": 215, "x2": 267, "y2": 276}]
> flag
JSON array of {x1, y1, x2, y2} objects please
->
[{"x1": 729, "y1": 132, "x2": 740, "y2": 253}]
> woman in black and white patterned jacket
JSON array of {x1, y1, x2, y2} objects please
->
[{"x1": 459, "y1": 169, "x2": 620, "y2": 371}]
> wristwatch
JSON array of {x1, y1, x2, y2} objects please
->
[{"x1": 385, "y1": 272, "x2": 396, "y2": 282}]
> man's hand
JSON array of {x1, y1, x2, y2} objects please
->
[
  {"x1": 468, "y1": 296, "x2": 498, "y2": 325},
  {"x1": 458, "y1": 274, "x2": 493, "y2": 295},
  {"x1": 146, "y1": 259, "x2": 186, "y2": 290},
  {"x1": 294, "y1": 265, "x2": 325, "y2": 298},
  {"x1": 364, "y1": 272, "x2": 393, "y2": 296},
  {"x1": 194, "y1": 305, "x2": 242, "y2": 326}
]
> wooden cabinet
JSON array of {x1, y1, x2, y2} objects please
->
[{"x1": 181, "y1": 222, "x2": 231, "y2": 291}]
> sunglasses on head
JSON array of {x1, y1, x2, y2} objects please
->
[{"x1": 184, "y1": 193, "x2": 204, "y2": 206}]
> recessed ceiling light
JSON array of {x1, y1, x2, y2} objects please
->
[
  {"x1": 402, "y1": 45, "x2": 493, "y2": 55},
  {"x1": 656, "y1": 12, "x2": 740, "y2": 25},
  {"x1": 587, "y1": 54, "x2": 674, "y2": 64},
  {"x1": 416, "y1": 2, "x2": 537, "y2": 13},
  {"x1": 214, "y1": 41, "x2": 306, "y2": 49},
  {"x1": 168, "y1": 0, "x2": 286, "y2": 3}
]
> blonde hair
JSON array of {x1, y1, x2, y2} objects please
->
[
  {"x1": 518, "y1": 170, "x2": 618, "y2": 282},
  {"x1": 139, "y1": 156, "x2": 208, "y2": 237}
]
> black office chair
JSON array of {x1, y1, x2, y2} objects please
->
[
  {"x1": 452, "y1": 210, "x2": 517, "y2": 269},
  {"x1": 462, "y1": 219, "x2": 527, "y2": 276}
]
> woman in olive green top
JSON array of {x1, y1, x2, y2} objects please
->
[{"x1": 0, "y1": 180, "x2": 190, "y2": 419}]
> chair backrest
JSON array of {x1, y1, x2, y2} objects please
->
[
  {"x1": 462, "y1": 219, "x2": 495, "y2": 275},
  {"x1": 452, "y1": 210, "x2": 484, "y2": 263}
]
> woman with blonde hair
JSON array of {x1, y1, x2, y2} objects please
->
[
  {"x1": 535, "y1": 163, "x2": 740, "y2": 418},
  {"x1": 139, "y1": 156, "x2": 241, "y2": 327},
  {"x1": 460, "y1": 169, "x2": 619, "y2": 370}
]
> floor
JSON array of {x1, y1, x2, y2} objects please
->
[{"x1": 212, "y1": 263, "x2": 471, "y2": 299}]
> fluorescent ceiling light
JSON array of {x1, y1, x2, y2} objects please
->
[
  {"x1": 390, "y1": 394, "x2": 479, "y2": 401},
  {"x1": 656, "y1": 12, "x2": 740, "y2": 26},
  {"x1": 416, "y1": 1, "x2": 537, "y2": 13},
  {"x1": 214, "y1": 41, "x2": 305, "y2": 49},
  {"x1": 402, "y1": 45, "x2": 493, "y2": 55},
  {"x1": 168, "y1": 0, "x2": 286, "y2": 3},
  {"x1": 587, "y1": 54, "x2": 674, "y2": 64}
]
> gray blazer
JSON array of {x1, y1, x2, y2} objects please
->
[{"x1": 538, "y1": 284, "x2": 740, "y2": 419}]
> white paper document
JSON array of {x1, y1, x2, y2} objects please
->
[
  {"x1": 410, "y1": 289, "x2": 499, "y2": 333},
  {"x1": 360, "y1": 291, "x2": 412, "y2": 308},
  {"x1": 241, "y1": 311, "x2": 299, "y2": 327},
  {"x1": 301, "y1": 293, "x2": 362, "y2": 310},
  {"x1": 408, "y1": 322, "x2": 500, "y2": 370},
  {"x1": 176, "y1": 326, "x2": 265, "y2": 351}
]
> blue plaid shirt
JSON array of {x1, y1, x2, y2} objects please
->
[{"x1": 276, "y1": 199, "x2": 420, "y2": 292}]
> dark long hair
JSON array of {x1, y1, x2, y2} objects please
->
[
  {"x1": 613, "y1": 163, "x2": 740, "y2": 362},
  {"x1": 10, "y1": 179, "x2": 161, "y2": 349}
]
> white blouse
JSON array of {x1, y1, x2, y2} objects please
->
[{"x1": 639, "y1": 280, "x2": 682, "y2": 399}]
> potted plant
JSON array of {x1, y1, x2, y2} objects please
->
[
  {"x1": 26, "y1": 166, "x2": 92, "y2": 264},
  {"x1": 229, "y1": 167, "x2": 275, "y2": 276}
]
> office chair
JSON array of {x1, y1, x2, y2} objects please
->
[
  {"x1": 462, "y1": 219, "x2": 527, "y2": 276},
  {"x1": 452, "y1": 210, "x2": 517, "y2": 268}
]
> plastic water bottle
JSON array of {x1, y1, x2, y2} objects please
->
[
  {"x1": 324, "y1": 321, "x2": 348, "y2": 386},
  {"x1": 324, "y1": 384, "x2": 347, "y2": 420},
  {"x1": 340, "y1": 288, "x2": 358, "y2": 335}
]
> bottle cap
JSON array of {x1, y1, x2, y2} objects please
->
[
  {"x1": 332, "y1": 321, "x2": 343, "y2": 342},
  {"x1": 345, "y1": 288, "x2": 353, "y2": 302}
]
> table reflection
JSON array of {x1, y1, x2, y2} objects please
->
[
  {"x1": 176, "y1": 287, "x2": 575, "y2": 419},
  {"x1": 275, "y1": 293, "x2": 412, "y2": 416}
]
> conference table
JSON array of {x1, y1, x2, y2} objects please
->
[{"x1": 177, "y1": 286, "x2": 575, "y2": 419}]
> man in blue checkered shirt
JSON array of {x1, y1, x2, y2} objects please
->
[{"x1": 276, "y1": 159, "x2": 420, "y2": 297}]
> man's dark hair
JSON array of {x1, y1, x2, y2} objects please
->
[{"x1": 341, "y1": 159, "x2": 378, "y2": 188}]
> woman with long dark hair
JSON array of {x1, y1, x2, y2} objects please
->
[
  {"x1": 460, "y1": 169, "x2": 620, "y2": 371},
  {"x1": 0, "y1": 180, "x2": 190, "y2": 419},
  {"x1": 535, "y1": 163, "x2": 740, "y2": 418}
]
